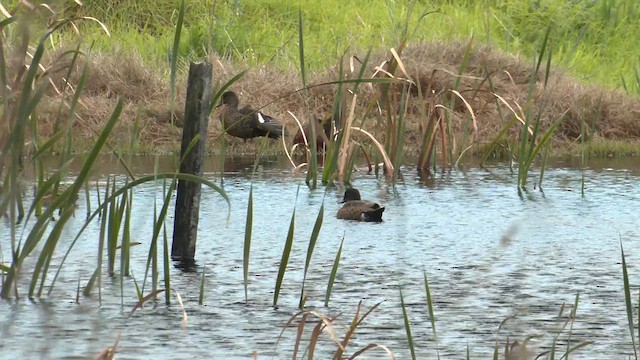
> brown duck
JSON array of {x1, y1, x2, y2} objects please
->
[
  {"x1": 337, "y1": 188, "x2": 385, "y2": 222},
  {"x1": 293, "y1": 116, "x2": 333, "y2": 150},
  {"x1": 218, "y1": 91, "x2": 284, "y2": 140}
]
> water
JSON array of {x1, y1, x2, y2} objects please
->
[{"x1": 1, "y1": 156, "x2": 640, "y2": 359}]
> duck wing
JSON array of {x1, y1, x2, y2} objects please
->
[
  {"x1": 337, "y1": 200, "x2": 384, "y2": 222},
  {"x1": 254, "y1": 112, "x2": 284, "y2": 139},
  {"x1": 220, "y1": 106, "x2": 254, "y2": 139}
]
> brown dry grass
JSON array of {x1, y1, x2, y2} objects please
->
[{"x1": 34, "y1": 41, "x2": 640, "y2": 156}]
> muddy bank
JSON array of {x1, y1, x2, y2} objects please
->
[{"x1": 37, "y1": 41, "x2": 640, "y2": 157}]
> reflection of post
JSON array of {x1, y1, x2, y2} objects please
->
[{"x1": 172, "y1": 62, "x2": 212, "y2": 262}]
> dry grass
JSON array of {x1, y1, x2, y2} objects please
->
[{"x1": 32, "y1": 41, "x2": 640, "y2": 156}]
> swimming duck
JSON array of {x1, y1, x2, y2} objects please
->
[
  {"x1": 337, "y1": 188, "x2": 385, "y2": 222},
  {"x1": 218, "y1": 91, "x2": 284, "y2": 140}
]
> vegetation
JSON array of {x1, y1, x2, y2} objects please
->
[
  {"x1": 47, "y1": 0, "x2": 640, "y2": 92},
  {"x1": 1, "y1": 0, "x2": 640, "y2": 359}
]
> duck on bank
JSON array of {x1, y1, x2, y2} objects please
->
[{"x1": 217, "y1": 91, "x2": 284, "y2": 141}]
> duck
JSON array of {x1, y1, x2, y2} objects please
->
[
  {"x1": 293, "y1": 116, "x2": 333, "y2": 150},
  {"x1": 337, "y1": 188, "x2": 385, "y2": 222},
  {"x1": 218, "y1": 91, "x2": 284, "y2": 140}
]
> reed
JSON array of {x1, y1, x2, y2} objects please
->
[
  {"x1": 243, "y1": 184, "x2": 253, "y2": 303},
  {"x1": 424, "y1": 272, "x2": 440, "y2": 359},
  {"x1": 299, "y1": 199, "x2": 324, "y2": 309},
  {"x1": 273, "y1": 185, "x2": 299, "y2": 307},
  {"x1": 278, "y1": 300, "x2": 392, "y2": 359},
  {"x1": 324, "y1": 235, "x2": 344, "y2": 307},
  {"x1": 400, "y1": 289, "x2": 417, "y2": 360},
  {"x1": 621, "y1": 241, "x2": 638, "y2": 359}
]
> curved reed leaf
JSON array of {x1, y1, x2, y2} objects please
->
[
  {"x1": 47, "y1": 173, "x2": 228, "y2": 295},
  {"x1": 1, "y1": 97, "x2": 123, "y2": 298}
]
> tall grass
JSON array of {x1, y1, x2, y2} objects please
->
[
  {"x1": 0, "y1": 2, "x2": 229, "y2": 301},
  {"x1": 66, "y1": 0, "x2": 640, "y2": 91}
]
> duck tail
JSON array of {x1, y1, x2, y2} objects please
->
[{"x1": 362, "y1": 207, "x2": 385, "y2": 222}]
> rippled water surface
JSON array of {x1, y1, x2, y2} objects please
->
[{"x1": 1, "y1": 156, "x2": 640, "y2": 359}]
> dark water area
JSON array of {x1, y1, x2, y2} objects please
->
[{"x1": 1, "y1": 155, "x2": 640, "y2": 359}]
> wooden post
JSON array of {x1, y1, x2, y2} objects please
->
[{"x1": 171, "y1": 62, "x2": 212, "y2": 262}]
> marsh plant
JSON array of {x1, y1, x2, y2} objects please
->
[{"x1": 0, "y1": 1, "x2": 230, "y2": 302}]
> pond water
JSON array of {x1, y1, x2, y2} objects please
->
[{"x1": 1, "y1": 156, "x2": 640, "y2": 359}]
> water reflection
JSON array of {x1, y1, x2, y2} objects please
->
[{"x1": 1, "y1": 155, "x2": 640, "y2": 359}]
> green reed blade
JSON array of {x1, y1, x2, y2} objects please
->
[
  {"x1": 3, "y1": 97, "x2": 123, "y2": 298},
  {"x1": 169, "y1": 0, "x2": 185, "y2": 126},
  {"x1": 29, "y1": 205, "x2": 76, "y2": 298},
  {"x1": 325, "y1": 235, "x2": 344, "y2": 307},
  {"x1": 424, "y1": 272, "x2": 440, "y2": 359},
  {"x1": 143, "y1": 178, "x2": 176, "y2": 296},
  {"x1": 163, "y1": 224, "x2": 170, "y2": 304},
  {"x1": 621, "y1": 241, "x2": 638, "y2": 358},
  {"x1": 124, "y1": 188, "x2": 133, "y2": 275},
  {"x1": 298, "y1": 8, "x2": 307, "y2": 90},
  {"x1": 299, "y1": 200, "x2": 324, "y2": 309},
  {"x1": 107, "y1": 179, "x2": 122, "y2": 275},
  {"x1": 118, "y1": 190, "x2": 131, "y2": 301},
  {"x1": 244, "y1": 185, "x2": 253, "y2": 303},
  {"x1": 48, "y1": 172, "x2": 229, "y2": 295},
  {"x1": 83, "y1": 268, "x2": 99, "y2": 297},
  {"x1": 400, "y1": 289, "x2": 417, "y2": 360},
  {"x1": 274, "y1": 186, "x2": 300, "y2": 307},
  {"x1": 149, "y1": 189, "x2": 159, "y2": 296},
  {"x1": 199, "y1": 265, "x2": 206, "y2": 305}
]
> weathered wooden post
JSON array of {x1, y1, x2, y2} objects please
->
[{"x1": 171, "y1": 61, "x2": 212, "y2": 262}]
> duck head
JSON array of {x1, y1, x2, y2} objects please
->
[
  {"x1": 218, "y1": 91, "x2": 240, "y2": 109},
  {"x1": 342, "y1": 188, "x2": 362, "y2": 202}
]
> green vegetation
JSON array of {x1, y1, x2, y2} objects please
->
[
  {"x1": 2, "y1": 1, "x2": 640, "y2": 358},
  {"x1": 50, "y1": 0, "x2": 640, "y2": 92}
]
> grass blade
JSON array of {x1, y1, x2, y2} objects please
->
[
  {"x1": 244, "y1": 185, "x2": 253, "y2": 303},
  {"x1": 274, "y1": 186, "x2": 300, "y2": 307},
  {"x1": 325, "y1": 235, "x2": 344, "y2": 307},
  {"x1": 621, "y1": 241, "x2": 638, "y2": 359},
  {"x1": 400, "y1": 289, "x2": 417, "y2": 360},
  {"x1": 299, "y1": 200, "x2": 324, "y2": 309}
]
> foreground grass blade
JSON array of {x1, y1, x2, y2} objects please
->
[
  {"x1": 199, "y1": 265, "x2": 206, "y2": 305},
  {"x1": 400, "y1": 289, "x2": 417, "y2": 360},
  {"x1": 299, "y1": 200, "x2": 324, "y2": 309},
  {"x1": 325, "y1": 235, "x2": 344, "y2": 307},
  {"x1": 621, "y1": 241, "x2": 638, "y2": 359},
  {"x1": 424, "y1": 272, "x2": 440, "y2": 359},
  {"x1": 274, "y1": 186, "x2": 300, "y2": 307},
  {"x1": 244, "y1": 185, "x2": 253, "y2": 303},
  {"x1": 169, "y1": 0, "x2": 185, "y2": 127},
  {"x1": 17, "y1": 98, "x2": 124, "y2": 299}
]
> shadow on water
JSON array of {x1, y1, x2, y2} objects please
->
[{"x1": 2, "y1": 155, "x2": 640, "y2": 359}]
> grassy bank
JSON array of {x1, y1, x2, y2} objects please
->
[
  {"x1": 56, "y1": 0, "x2": 640, "y2": 92},
  {"x1": 3, "y1": 0, "x2": 640, "y2": 164}
]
